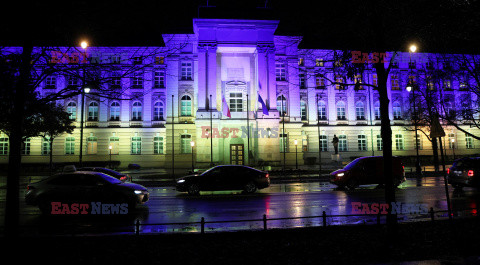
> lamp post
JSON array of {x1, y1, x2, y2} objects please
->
[
  {"x1": 294, "y1": 139, "x2": 298, "y2": 170},
  {"x1": 408, "y1": 44, "x2": 422, "y2": 178},
  {"x1": 79, "y1": 40, "x2": 89, "y2": 167},
  {"x1": 190, "y1": 141, "x2": 195, "y2": 172},
  {"x1": 316, "y1": 94, "x2": 322, "y2": 178}
]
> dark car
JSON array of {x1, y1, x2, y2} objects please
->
[
  {"x1": 447, "y1": 157, "x2": 480, "y2": 189},
  {"x1": 176, "y1": 165, "x2": 270, "y2": 195},
  {"x1": 330, "y1": 156, "x2": 405, "y2": 189},
  {"x1": 25, "y1": 171, "x2": 149, "y2": 214},
  {"x1": 77, "y1": 167, "x2": 132, "y2": 182}
]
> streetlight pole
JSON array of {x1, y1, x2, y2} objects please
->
[
  {"x1": 408, "y1": 44, "x2": 422, "y2": 178},
  {"x1": 210, "y1": 94, "x2": 213, "y2": 167},
  {"x1": 79, "y1": 41, "x2": 89, "y2": 167},
  {"x1": 109, "y1": 145, "x2": 112, "y2": 168},
  {"x1": 172, "y1": 95, "x2": 175, "y2": 178},
  {"x1": 451, "y1": 139, "x2": 456, "y2": 160},
  {"x1": 316, "y1": 94, "x2": 322, "y2": 178},
  {"x1": 191, "y1": 141, "x2": 195, "y2": 173}
]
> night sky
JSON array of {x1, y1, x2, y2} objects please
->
[{"x1": 1, "y1": 0, "x2": 479, "y2": 53}]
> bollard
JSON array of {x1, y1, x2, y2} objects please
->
[
  {"x1": 429, "y1": 207, "x2": 435, "y2": 223},
  {"x1": 135, "y1": 219, "x2": 140, "y2": 235},
  {"x1": 322, "y1": 211, "x2": 327, "y2": 227},
  {"x1": 201, "y1": 217, "x2": 205, "y2": 234},
  {"x1": 263, "y1": 214, "x2": 267, "y2": 230}
]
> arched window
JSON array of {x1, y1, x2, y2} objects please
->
[
  {"x1": 444, "y1": 102, "x2": 454, "y2": 118},
  {"x1": 374, "y1": 101, "x2": 381, "y2": 120},
  {"x1": 317, "y1": 101, "x2": 326, "y2": 120},
  {"x1": 300, "y1": 101, "x2": 307, "y2": 120},
  {"x1": 153, "y1": 101, "x2": 164, "y2": 121},
  {"x1": 355, "y1": 101, "x2": 365, "y2": 120},
  {"x1": 88, "y1": 102, "x2": 98, "y2": 121},
  {"x1": 110, "y1": 102, "x2": 120, "y2": 121},
  {"x1": 66, "y1": 102, "x2": 77, "y2": 120},
  {"x1": 132, "y1": 102, "x2": 142, "y2": 121},
  {"x1": 181, "y1": 95, "x2": 192, "y2": 116},
  {"x1": 393, "y1": 102, "x2": 402, "y2": 120},
  {"x1": 336, "y1": 101, "x2": 346, "y2": 120},
  {"x1": 276, "y1": 95, "x2": 287, "y2": 116}
]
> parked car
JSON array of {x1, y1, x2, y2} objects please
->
[
  {"x1": 25, "y1": 171, "x2": 149, "y2": 214},
  {"x1": 447, "y1": 157, "x2": 480, "y2": 189},
  {"x1": 330, "y1": 156, "x2": 405, "y2": 189},
  {"x1": 176, "y1": 165, "x2": 270, "y2": 195},
  {"x1": 77, "y1": 167, "x2": 132, "y2": 182}
]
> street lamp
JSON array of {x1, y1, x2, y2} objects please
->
[
  {"x1": 79, "y1": 40, "x2": 89, "y2": 167},
  {"x1": 190, "y1": 141, "x2": 195, "y2": 172},
  {"x1": 294, "y1": 139, "x2": 298, "y2": 170},
  {"x1": 409, "y1": 44, "x2": 417, "y2": 53}
]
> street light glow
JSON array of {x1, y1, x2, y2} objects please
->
[
  {"x1": 84, "y1": 87, "x2": 90, "y2": 93},
  {"x1": 190, "y1": 141, "x2": 195, "y2": 147},
  {"x1": 109, "y1": 145, "x2": 113, "y2": 150},
  {"x1": 81, "y1": 41, "x2": 88, "y2": 49},
  {"x1": 294, "y1": 139, "x2": 298, "y2": 145},
  {"x1": 409, "y1": 44, "x2": 417, "y2": 53}
]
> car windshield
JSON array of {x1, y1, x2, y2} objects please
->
[
  {"x1": 343, "y1": 158, "x2": 362, "y2": 170},
  {"x1": 200, "y1": 166, "x2": 219, "y2": 176},
  {"x1": 97, "y1": 173, "x2": 122, "y2": 184}
]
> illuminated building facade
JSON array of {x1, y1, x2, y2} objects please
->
[{"x1": 1, "y1": 18, "x2": 479, "y2": 169}]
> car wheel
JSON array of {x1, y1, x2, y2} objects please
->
[
  {"x1": 187, "y1": 183, "x2": 200, "y2": 195},
  {"x1": 243, "y1": 181, "x2": 257, "y2": 194},
  {"x1": 346, "y1": 178, "x2": 358, "y2": 190}
]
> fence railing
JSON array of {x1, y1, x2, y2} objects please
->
[{"x1": 3, "y1": 207, "x2": 477, "y2": 236}]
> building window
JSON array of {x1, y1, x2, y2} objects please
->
[
  {"x1": 395, "y1": 134, "x2": 404, "y2": 150},
  {"x1": 181, "y1": 134, "x2": 192, "y2": 154},
  {"x1": 154, "y1": 136, "x2": 164, "y2": 154},
  {"x1": 339, "y1": 135, "x2": 347, "y2": 152},
  {"x1": 300, "y1": 101, "x2": 307, "y2": 120},
  {"x1": 87, "y1": 136, "x2": 97, "y2": 155},
  {"x1": 110, "y1": 102, "x2": 120, "y2": 121},
  {"x1": 408, "y1": 60, "x2": 416, "y2": 69},
  {"x1": 354, "y1": 74, "x2": 363, "y2": 90},
  {"x1": 181, "y1": 62, "x2": 193, "y2": 80},
  {"x1": 132, "y1": 71, "x2": 143, "y2": 88},
  {"x1": 415, "y1": 135, "x2": 423, "y2": 150},
  {"x1": 315, "y1": 59, "x2": 324, "y2": 67},
  {"x1": 466, "y1": 133, "x2": 474, "y2": 149},
  {"x1": 448, "y1": 133, "x2": 455, "y2": 149},
  {"x1": 155, "y1": 56, "x2": 165, "y2": 64},
  {"x1": 374, "y1": 101, "x2": 381, "y2": 120},
  {"x1": 280, "y1": 132, "x2": 288, "y2": 153},
  {"x1": 275, "y1": 63, "x2": 286, "y2": 81},
  {"x1": 317, "y1": 101, "x2": 327, "y2": 120},
  {"x1": 336, "y1": 101, "x2": 346, "y2": 120},
  {"x1": 229, "y1": 92, "x2": 243, "y2": 112},
  {"x1": 131, "y1": 135, "x2": 142, "y2": 154},
  {"x1": 377, "y1": 135, "x2": 383, "y2": 151},
  {"x1": 22, "y1": 138, "x2": 30, "y2": 155},
  {"x1": 390, "y1": 75, "x2": 400, "y2": 90},
  {"x1": 358, "y1": 135, "x2": 367, "y2": 151},
  {"x1": 0, "y1": 134, "x2": 8, "y2": 155},
  {"x1": 67, "y1": 76, "x2": 78, "y2": 87},
  {"x1": 67, "y1": 102, "x2": 77, "y2": 120},
  {"x1": 319, "y1": 135, "x2": 328, "y2": 151},
  {"x1": 154, "y1": 71, "x2": 165, "y2": 88},
  {"x1": 372, "y1": 74, "x2": 377, "y2": 87},
  {"x1": 315, "y1": 75, "x2": 325, "y2": 89},
  {"x1": 299, "y1": 73, "x2": 306, "y2": 89},
  {"x1": 109, "y1": 136, "x2": 119, "y2": 155},
  {"x1": 443, "y1": 79, "x2": 452, "y2": 91},
  {"x1": 133, "y1": 57, "x2": 142, "y2": 64},
  {"x1": 355, "y1": 101, "x2": 365, "y2": 120},
  {"x1": 45, "y1": 76, "x2": 56, "y2": 89},
  {"x1": 393, "y1": 102, "x2": 402, "y2": 120},
  {"x1": 277, "y1": 95, "x2": 287, "y2": 116},
  {"x1": 110, "y1": 73, "x2": 121, "y2": 89},
  {"x1": 132, "y1": 102, "x2": 142, "y2": 121},
  {"x1": 181, "y1": 95, "x2": 192, "y2": 116},
  {"x1": 153, "y1": 101, "x2": 164, "y2": 121},
  {"x1": 42, "y1": 137, "x2": 50, "y2": 155},
  {"x1": 335, "y1": 75, "x2": 344, "y2": 90},
  {"x1": 88, "y1": 102, "x2": 99, "y2": 121},
  {"x1": 65, "y1": 137, "x2": 75, "y2": 155}
]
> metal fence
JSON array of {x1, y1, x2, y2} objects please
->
[{"x1": 2, "y1": 207, "x2": 477, "y2": 236}]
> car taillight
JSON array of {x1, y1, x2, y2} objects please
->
[
  {"x1": 265, "y1": 173, "x2": 269, "y2": 178},
  {"x1": 447, "y1": 168, "x2": 450, "y2": 175},
  {"x1": 468, "y1": 170, "x2": 474, "y2": 177},
  {"x1": 27, "y1": 185, "x2": 34, "y2": 190},
  {"x1": 120, "y1": 176, "x2": 127, "y2": 181}
]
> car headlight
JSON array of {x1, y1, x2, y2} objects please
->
[
  {"x1": 337, "y1": 173, "x2": 345, "y2": 177},
  {"x1": 177, "y1": 179, "x2": 185, "y2": 183},
  {"x1": 134, "y1": 190, "x2": 143, "y2": 194}
]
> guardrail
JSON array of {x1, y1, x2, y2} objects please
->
[{"x1": 3, "y1": 207, "x2": 476, "y2": 236}]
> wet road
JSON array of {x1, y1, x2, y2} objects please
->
[{"x1": 1, "y1": 177, "x2": 479, "y2": 234}]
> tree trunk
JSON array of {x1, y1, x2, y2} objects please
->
[{"x1": 5, "y1": 43, "x2": 33, "y2": 238}]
